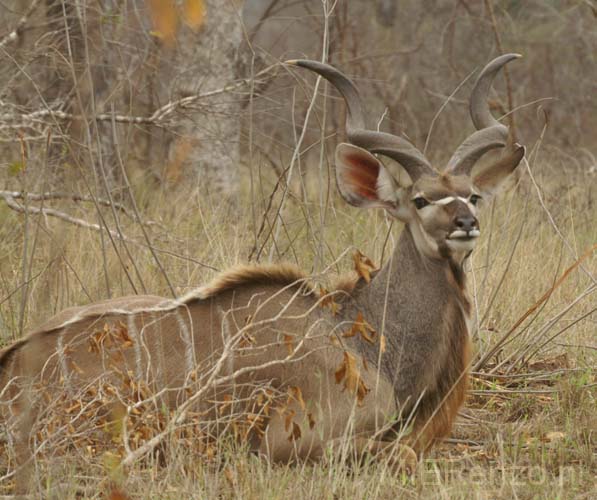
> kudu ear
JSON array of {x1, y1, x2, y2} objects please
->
[
  {"x1": 472, "y1": 144, "x2": 525, "y2": 197},
  {"x1": 335, "y1": 143, "x2": 406, "y2": 217}
]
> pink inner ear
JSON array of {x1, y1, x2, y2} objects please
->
[{"x1": 342, "y1": 152, "x2": 380, "y2": 201}]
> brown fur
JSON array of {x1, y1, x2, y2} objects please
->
[
  {"x1": 0, "y1": 340, "x2": 27, "y2": 378},
  {"x1": 414, "y1": 174, "x2": 472, "y2": 201},
  {"x1": 329, "y1": 273, "x2": 360, "y2": 295},
  {"x1": 412, "y1": 335, "x2": 471, "y2": 451}
]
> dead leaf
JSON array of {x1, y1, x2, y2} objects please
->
[
  {"x1": 319, "y1": 286, "x2": 342, "y2": 315},
  {"x1": 287, "y1": 386, "x2": 306, "y2": 412},
  {"x1": 284, "y1": 409, "x2": 296, "y2": 432},
  {"x1": 223, "y1": 466, "x2": 236, "y2": 487},
  {"x1": 380, "y1": 334, "x2": 387, "y2": 354},
  {"x1": 88, "y1": 337, "x2": 100, "y2": 354},
  {"x1": 183, "y1": 0, "x2": 206, "y2": 30},
  {"x1": 147, "y1": 0, "x2": 178, "y2": 46},
  {"x1": 334, "y1": 351, "x2": 370, "y2": 405},
  {"x1": 335, "y1": 355, "x2": 347, "y2": 385},
  {"x1": 116, "y1": 322, "x2": 134, "y2": 348},
  {"x1": 238, "y1": 331, "x2": 256, "y2": 348},
  {"x1": 108, "y1": 486, "x2": 131, "y2": 500},
  {"x1": 219, "y1": 394, "x2": 233, "y2": 415},
  {"x1": 288, "y1": 421, "x2": 302, "y2": 442},
  {"x1": 343, "y1": 312, "x2": 376, "y2": 344},
  {"x1": 353, "y1": 250, "x2": 376, "y2": 283},
  {"x1": 283, "y1": 334, "x2": 295, "y2": 356},
  {"x1": 307, "y1": 412, "x2": 316, "y2": 430},
  {"x1": 256, "y1": 389, "x2": 273, "y2": 416}
]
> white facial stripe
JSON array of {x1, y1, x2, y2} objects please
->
[
  {"x1": 412, "y1": 192, "x2": 476, "y2": 208},
  {"x1": 430, "y1": 196, "x2": 469, "y2": 206}
]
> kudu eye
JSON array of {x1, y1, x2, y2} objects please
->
[
  {"x1": 469, "y1": 194, "x2": 482, "y2": 206},
  {"x1": 413, "y1": 197, "x2": 430, "y2": 210}
]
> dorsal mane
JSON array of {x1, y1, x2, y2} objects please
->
[
  {"x1": 6, "y1": 265, "x2": 314, "y2": 355},
  {"x1": 189, "y1": 263, "x2": 314, "y2": 300}
]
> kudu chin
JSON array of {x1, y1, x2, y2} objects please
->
[{"x1": 0, "y1": 55, "x2": 524, "y2": 473}]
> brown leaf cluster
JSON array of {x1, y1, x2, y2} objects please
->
[
  {"x1": 334, "y1": 351, "x2": 370, "y2": 405},
  {"x1": 283, "y1": 334, "x2": 295, "y2": 356},
  {"x1": 238, "y1": 330, "x2": 257, "y2": 349},
  {"x1": 273, "y1": 385, "x2": 318, "y2": 441},
  {"x1": 88, "y1": 322, "x2": 133, "y2": 355},
  {"x1": 147, "y1": 0, "x2": 206, "y2": 46},
  {"x1": 107, "y1": 486, "x2": 132, "y2": 500},
  {"x1": 353, "y1": 250, "x2": 377, "y2": 283},
  {"x1": 281, "y1": 409, "x2": 301, "y2": 441},
  {"x1": 287, "y1": 386, "x2": 306, "y2": 412},
  {"x1": 217, "y1": 389, "x2": 276, "y2": 444},
  {"x1": 319, "y1": 286, "x2": 342, "y2": 315},
  {"x1": 342, "y1": 311, "x2": 377, "y2": 344}
]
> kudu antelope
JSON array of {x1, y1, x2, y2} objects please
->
[{"x1": 0, "y1": 55, "x2": 524, "y2": 470}]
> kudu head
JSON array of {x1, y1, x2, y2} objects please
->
[{"x1": 289, "y1": 55, "x2": 524, "y2": 262}]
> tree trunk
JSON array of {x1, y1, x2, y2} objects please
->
[{"x1": 0, "y1": 0, "x2": 245, "y2": 197}]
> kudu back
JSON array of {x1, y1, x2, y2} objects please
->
[{"x1": 0, "y1": 55, "x2": 525, "y2": 467}]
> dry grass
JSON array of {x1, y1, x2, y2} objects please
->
[
  {"x1": 1, "y1": 1, "x2": 595, "y2": 497},
  {"x1": 0, "y1": 138, "x2": 595, "y2": 498}
]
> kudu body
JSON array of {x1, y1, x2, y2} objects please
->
[{"x1": 0, "y1": 55, "x2": 524, "y2": 467}]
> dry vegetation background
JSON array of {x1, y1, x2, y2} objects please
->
[{"x1": 0, "y1": 0, "x2": 596, "y2": 498}]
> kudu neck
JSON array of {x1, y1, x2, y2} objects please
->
[
  {"x1": 367, "y1": 226, "x2": 466, "y2": 301},
  {"x1": 344, "y1": 225, "x2": 471, "y2": 406},
  {"x1": 346, "y1": 224, "x2": 469, "y2": 345}
]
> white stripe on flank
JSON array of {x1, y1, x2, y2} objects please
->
[
  {"x1": 219, "y1": 307, "x2": 234, "y2": 376},
  {"x1": 56, "y1": 330, "x2": 70, "y2": 387},
  {"x1": 175, "y1": 309, "x2": 195, "y2": 376},
  {"x1": 127, "y1": 315, "x2": 143, "y2": 381},
  {"x1": 33, "y1": 301, "x2": 194, "y2": 338}
]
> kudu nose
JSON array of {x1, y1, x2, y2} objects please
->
[{"x1": 453, "y1": 215, "x2": 478, "y2": 232}]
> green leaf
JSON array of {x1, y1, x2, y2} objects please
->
[{"x1": 8, "y1": 161, "x2": 25, "y2": 176}]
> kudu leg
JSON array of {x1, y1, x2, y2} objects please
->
[
  {"x1": 257, "y1": 399, "x2": 417, "y2": 475},
  {"x1": 13, "y1": 388, "x2": 35, "y2": 495}
]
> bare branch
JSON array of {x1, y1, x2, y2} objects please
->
[
  {"x1": 0, "y1": 64, "x2": 280, "y2": 131},
  {"x1": 0, "y1": 190, "x2": 162, "y2": 228},
  {"x1": 0, "y1": 191, "x2": 217, "y2": 271},
  {"x1": 0, "y1": 0, "x2": 42, "y2": 51}
]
